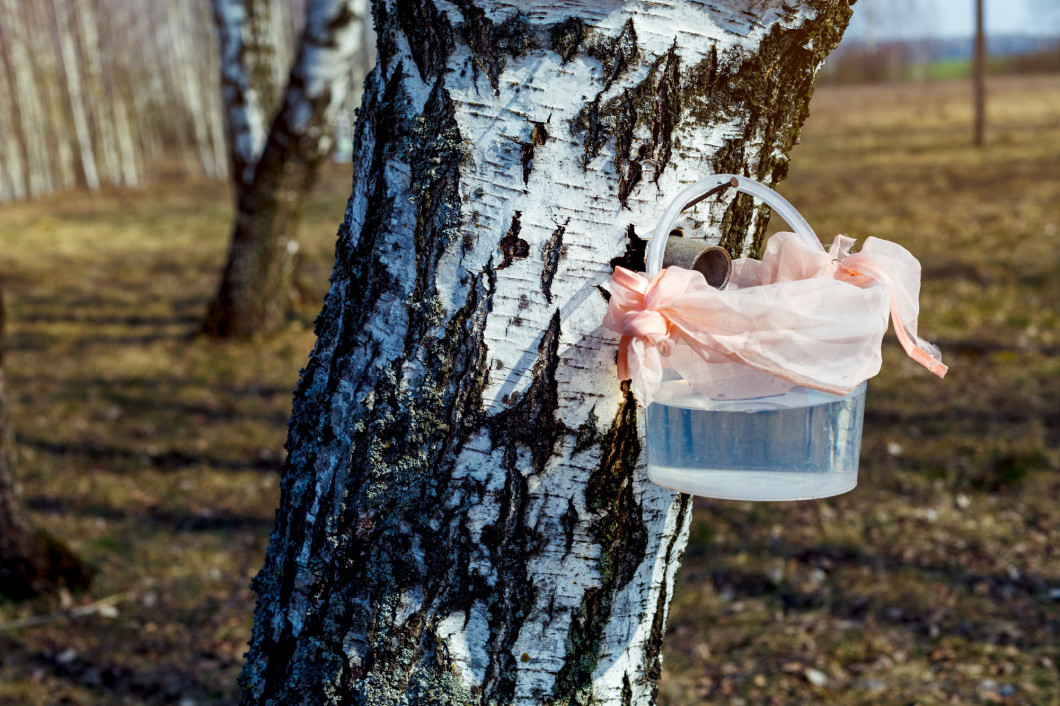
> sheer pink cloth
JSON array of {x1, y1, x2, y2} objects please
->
[{"x1": 603, "y1": 232, "x2": 947, "y2": 405}]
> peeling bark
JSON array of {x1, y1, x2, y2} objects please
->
[
  {"x1": 240, "y1": 1, "x2": 851, "y2": 703},
  {"x1": 202, "y1": 0, "x2": 368, "y2": 338}
]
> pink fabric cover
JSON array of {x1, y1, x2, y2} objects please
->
[{"x1": 603, "y1": 232, "x2": 947, "y2": 405}]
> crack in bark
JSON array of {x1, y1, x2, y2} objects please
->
[
  {"x1": 497, "y1": 211, "x2": 528, "y2": 269},
  {"x1": 540, "y1": 219, "x2": 567, "y2": 303},
  {"x1": 521, "y1": 119, "x2": 549, "y2": 185},
  {"x1": 608, "y1": 224, "x2": 646, "y2": 274},
  {"x1": 642, "y1": 495, "x2": 692, "y2": 690},
  {"x1": 572, "y1": 40, "x2": 681, "y2": 189}
]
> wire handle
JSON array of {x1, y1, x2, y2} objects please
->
[{"x1": 645, "y1": 175, "x2": 823, "y2": 277}]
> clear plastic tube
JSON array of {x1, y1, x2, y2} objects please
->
[{"x1": 645, "y1": 175, "x2": 823, "y2": 277}]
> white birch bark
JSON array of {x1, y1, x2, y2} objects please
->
[
  {"x1": 101, "y1": 0, "x2": 143, "y2": 188},
  {"x1": 239, "y1": 0, "x2": 851, "y2": 703},
  {"x1": 202, "y1": 0, "x2": 368, "y2": 336},
  {"x1": 29, "y1": 0, "x2": 78, "y2": 191},
  {"x1": 210, "y1": 0, "x2": 289, "y2": 190},
  {"x1": 73, "y1": 0, "x2": 122, "y2": 186},
  {"x1": 0, "y1": 0, "x2": 54, "y2": 197},
  {"x1": 53, "y1": 0, "x2": 100, "y2": 191},
  {"x1": 202, "y1": 0, "x2": 231, "y2": 183},
  {"x1": 0, "y1": 56, "x2": 27, "y2": 203}
]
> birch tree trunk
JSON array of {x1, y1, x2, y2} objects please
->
[
  {"x1": 210, "y1": 0, "x2": 288, "y2": 195},
  {"x1": 0, "y1": 0, "x2": 53, "y2": 197},
  {"x1": 75, "y1": 0, "x2": 122, "y2": 187},
  {"x1": 239, "y1": 1, "x2": 851, "y2": 703},
  {"x1": 0, "y1": 47, "x2": 28, "y2": 203},
  {"x1": 0, "y1": 287, "x2": 93, "y2": 600},
  {"x1": 201, "y1": 0, "x2": 367, "y2": 337},
  {"x1": 53, "y1": 0, "x2": 100, "y2": 191},
  {"x1": 30, "y1": 0, "x2": 78, "y2": 192}
]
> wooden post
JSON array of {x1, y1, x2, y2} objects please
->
[{"x1": 974, "y1": 0, "x2": 986, "y2": 147}]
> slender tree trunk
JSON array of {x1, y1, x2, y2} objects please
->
[
  {"x1": 75, "y1": 0, "x2": 122, "y2": 186},
  {"x1": 53, "y1": 0, "x2": 101, "y2": 191},
  {"x1": 165, "y1": 0, "x2": 221, "y2": 177},
  {"x1": 210, "y1": 0, "x2": 287, "y2": 194},
  {"x1": 201, "y1": 0, "x2": 367, "y2": 338},
  {"x1": 239, "y1": 1, "x2": 851, "y2": 703},
  {"x1": 0, "y1": 0, "x2": 53, "y2": 197},
  {"x1": 973, "y1": 0, "x2": 986, "y2": 147},
  {"x1": 30, "y1": 0, "x2": 78, "y2": 191},
  {"x1": 0, "y1": 44, "x2": 28, "y2": 203},
  {"x1": 0, "y1": 287, "x2": 93, "y2": 600},
  {"x1": 155, "y1": 0, "x2": 200, "y2": 176},
  {"x1": 201, "y1": 0, "x2": 232, "y2": 182},
  {"x1": 100, "y1": 0, "x2": 143, "y2": 189}
]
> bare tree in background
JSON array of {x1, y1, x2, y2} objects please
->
[
  {"x1": 238, "y1": 1, "x2": 853, "y2": 702},
  {"x1": 201, "y1": 0, "x2": 368, "y2": 338},
  {"x1": 0, "y1": 286, "x2": 93, "y2": 600},
  {"x1": 974, "y1": 0, "x2": 986, "y2": 146},
  {"x1": 0, "y1": 0, "x2": 253, "y2": 201}
]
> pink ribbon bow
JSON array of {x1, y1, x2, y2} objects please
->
[{"x1": 603, "y1": 232, "x2": 946, "y2": 405}]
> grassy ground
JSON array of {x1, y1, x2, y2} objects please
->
[
  {"x1": 0, "y1": 168, "x2": 349, "y2": 704},
  {"x1": 0, "y1": 75, "x2": 1057, "y2": 705},
  {"x1": 659, "y1": 75, "x2": 1060, "y2": 705}
]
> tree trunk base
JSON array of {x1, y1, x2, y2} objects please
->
[{"x1": 0, "y1": 529, "x2": 93, "y2": 601}]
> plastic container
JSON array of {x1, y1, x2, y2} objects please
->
[
  {"x1": 642, "y1": 175, "x2": 867, "y2": 501},
  {"x1": 644, "y1": 379, "x2": 866, "y2": 500}
]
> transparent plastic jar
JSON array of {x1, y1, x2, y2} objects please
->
[
  {"x1": 644, "y1": 379, "x2": 866, "y2": 501},
  {"x1": 641, "y1": 175, "x2": 867, "y2": 501}
]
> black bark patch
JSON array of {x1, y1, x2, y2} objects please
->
[
  {"x1": 553, "y1": 384, "x2": 647, "y2": 702},
  {"x1": 477, "y1": 311, "x2": 562, "y2": 702},
  {"x1": 589, "y1": 18, "x2": 639, "y2": 91},
  {"x1": 570, "y1": 3, "x2": 852, "y2": 223},
  {"x1": 488, "y1": 310, "x2": 563, "y2": 475},
  {"x1": 521, "y1": 120, "x2": 549, "y2": 184},
  {"x1": 405, "y1": 78, "x2": 465, "y2": 358},
  {"x1": 550, "y1": 17, "x2": 639, "y2": 91},
  {"x1": 617, "y1": 144, "x2": 647, "y2": 208},
  {"x1": 454, "y1": 5, "x2": 534, "y2": 93},
  {"x1": 498, "y1": 211, "x2": 529, "y2": 269},
  {"x1": 561, "y1": 497, "x2": 578, "y2": 557},
  {"x1": 572, "y1": 406, "x2": 601, "y2": 457},
  {"x1": 642, "y1": 495, "x2": 691, "y2": 686},
  {"x1": 394, "y1": 0, "x2": 454, "y2": 81},
  {"x1": 608, "y1": 224, "x2": 646, "y2": 273},
  {"x1": 572, "y1": 42, "x2": 682, "y2": 185},
  {"x1": 540, "y1": 220, "x2": 566, "y2": 303},
  {"x1": 650, "y1": 40, "x2": 682, "y2": 184},
  {"x1": 550, "y1": 17, "x2": 585, "y2": 64}
]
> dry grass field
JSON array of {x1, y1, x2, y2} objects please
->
[
  {"x1": 661, "y1": 75, "x2": 1060, "y2": 705},
  {"x1": 0, "y1": 75, "x2": 1057, "y2": 705}
]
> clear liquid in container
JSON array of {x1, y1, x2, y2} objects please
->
[{"x1": 644, "y1": 380, "x2": 866, "y2": 501}]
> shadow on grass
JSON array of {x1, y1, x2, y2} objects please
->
[
  {"x1": 27, "y1": 497, "x2": 274, "y2": 534},
  {"x1": 3, "y1": 624, "x2": 238, "y2": 705},
  {"x1": 682, "y1": 536, "x2": 1058, "y2": 651},
  {"x1": 18, "y1": 437, "x2": 281, "y2": 474}
]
